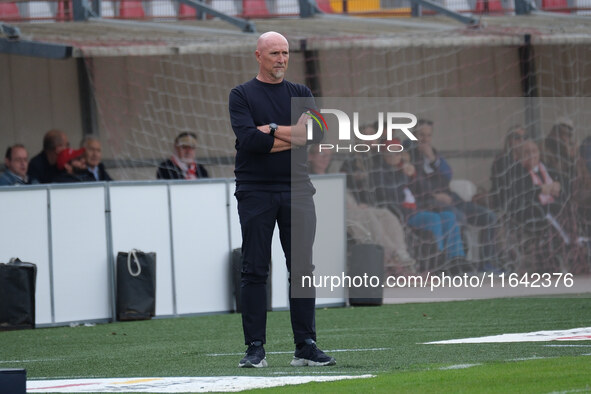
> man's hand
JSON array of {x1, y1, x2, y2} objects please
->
[
  {"x1": 540, "y1": 183, "x2": 553, "y2": 196},
  {"x1": 257, "y1": 112, "x2": 310, "y2": 147},
  {"x1": 402, "y1": 163, "x2": 416, "y2": 177},
  {"x1": 289, "y1": 112, "x2": 310, "y2": 146},
  {"x1": 418, "y1": 142, "x2": 436, "y2": 162},
  {"x1": 433, "y1": 192, "x2": 453, "y2": 205},
  {"x1": 550, "y1": 182, "x2": 561, "y2": 197},
  {"x1": 257, "y1": 125, "x2": 271, "y2": 134}
]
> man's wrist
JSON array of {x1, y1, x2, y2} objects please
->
[{"x1": 269, "y1": 123, "x2": 278, "y2": 137}]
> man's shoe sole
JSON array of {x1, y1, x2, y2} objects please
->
[
  {"x1": 238, "y1": 359, "x2": 268, "y2": 368},
  {"x1": 290, "y1": 357, "x2": 336, "y2": 367}
]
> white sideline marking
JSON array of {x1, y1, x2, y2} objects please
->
[
  {"x1": 425, "y1": 327, "x2": 591, "y2": 344},
  {"x1": 27, "y1": 375, "x2": 374, "y2": 393},
  {"x1": 439, "y1": 363, "x2": 481, "y2": 370},
  {"x1": 544, "y1": 345, "x2": 591, "y2": 348},
  {"x1": 0, "y1": 358, "x2": 64, "y2": 364},
  {"x1": 208, "y1": 347, "x2": 391, "y2": 357}
]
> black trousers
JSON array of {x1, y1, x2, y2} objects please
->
[{"x1": 236, "y1": 190, "x2": 317, "y2": 345}]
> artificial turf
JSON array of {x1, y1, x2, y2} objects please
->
[{"x1": 1, "y1": 295, "x2": 590, "y2": 392}]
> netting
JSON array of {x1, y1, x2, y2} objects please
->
[{"x1": 82, "y1": 25, "x2": 591, "y2": 275}]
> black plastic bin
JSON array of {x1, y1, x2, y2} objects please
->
[
  {"x1": 348, "y1": 244, "x2": 384, "y2": 306},
  {"x1": 0, "y1": 259, "x2": 37, "y2": 330}
]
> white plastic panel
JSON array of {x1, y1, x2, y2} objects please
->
[
  {"x1": 169, "y1": 181, "x2": 233, "y2": 314},
  {"x1": 311, "y1": 175, "x2": 347, "y2": 305},
  {"x1": 0, "y1": 188, "x2": 52, "y2": 324},
  {"x1": 50, "y1": 185, "x2": 110, "y2": 323},
  {"x1": 109, "y1": 183, "x2": 174, "y2": 316}
]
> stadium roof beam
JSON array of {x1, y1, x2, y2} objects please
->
[
  {"x1": 178, "y1": 0, "x2": 256, "y2": 33},
  {"x1": 408, "y1": 0, "x2": 477, "y2": 26}
]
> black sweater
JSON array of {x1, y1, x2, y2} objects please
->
[{"x1": 229, "y1": 78, "x2": 322, "y2": 192}]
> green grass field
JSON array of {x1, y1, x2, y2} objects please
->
[{"x1": 2, "y1": 295, "x2": 591, "y2": 393}]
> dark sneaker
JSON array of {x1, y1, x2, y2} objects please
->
[
  {"x1": 238, "y1": 341, "x2": 268, "y2": 368},
  {"x1": 290, "y1": 339, "x2": 336, "y2": 367}
]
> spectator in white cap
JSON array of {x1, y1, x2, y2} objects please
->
[{"x1": 156, "y1": 132, "x2": 209, "y2": 180}]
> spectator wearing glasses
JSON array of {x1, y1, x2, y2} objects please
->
[
  {"x1": 157, "y1": 132, "x2": 209, "y2": 180},
  {"x1": 489, "y1": 125, "x2": 528, "y2": 211},
  {"x1": 0, "y1": 144, "x2": 38, "y2": 186}
]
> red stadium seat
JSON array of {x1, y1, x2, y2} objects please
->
[
  {"x1": 241, "y1": 0, "x2": 269, "y2": 17},
  {"x1": 542, "y1": 0, "x2": 569, "y2": 12},
  {"x1": 119, "y1": 0, "x2": 145, "y2": 19},
  {"x1": 178, "y1": 3, "x2": 197, "y2": 19},
  {"x1": 0, "y1": 2, "x2": 21, "y2": 20},
  {"x1": 315, "y1": 0, "x2": 335, "y2": 13},
  {"x1": 474, "y1": 0, "x2": 503, "y2": 13},
  {"x1": 55, "y1": 0, "x2": 72, "y2": 22}
]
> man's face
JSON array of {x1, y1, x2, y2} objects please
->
[
  {"x1": 85, "y1": 140, "x2": 102, "y2": 168},
  {"x1": 175, "y1": 145, "x2": 196, "y2": 164},
  {"x1": 6, "y1": 147, "x2": 28, "y2": 178},
  {"x1": 383, "y1": 150, "x2": 402, "y2": 167},
  {"x1": 417, "y1": 124, "x2": 433, "y2": 147},
  {"x1": 508, "y1": 128, "x2": 526, "y2": 150},
  {"x1": 256, "y1": 36, "x2": 289, "y2": 82},
  {"x1": 309, "y1": 150, "x2": 332, "y2": 174}
]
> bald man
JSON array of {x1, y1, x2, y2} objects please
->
[
  {"x1": 229, "y1": 31, "x2": 333, "y2": 368},
  {"x1": 28, "y1": 129, "x2": 70, "y2": 183}
]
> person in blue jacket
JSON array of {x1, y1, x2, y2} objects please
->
[{"x1": 405, "y1": 119, "x2": 500, "y2": 270}]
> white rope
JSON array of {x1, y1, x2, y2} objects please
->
[{"x1": 127, "y1": 249, "x2": 142, "y2": 277}]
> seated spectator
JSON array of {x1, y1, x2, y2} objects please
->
[
  {"x1": 506, "y1": 140, "x2": 574, "y2": 242},
  {"x1": 53, "y1": 148, "x2": 95, "y2": 183},
  {"x1": 543, "y1": 117, "x2": 577, "y2": 197},
  {"x1": 0, "y1": 144, "x2": 38, "y2": 186},
  {"x1": 81, "y1": 135, "x2": 112, "y2": 181},
  {"x1": 372, "y1": 139, "x2": 467, "y2": 269},
  {"x1": 308, "y1": 144, "x2": 415, "y2": 274},
  {"x1": 406, "y1": 119, "x2": 499, "y2": 268},
  {"x1": 490, "y1": 125, "x2": 527, "y2": 211},
  {"x1": 28, "y1": 129, "x2": 69, "y2": 184},
  {"x1": 157, "y1": 132, "x2": 208, "y2": 180}
]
